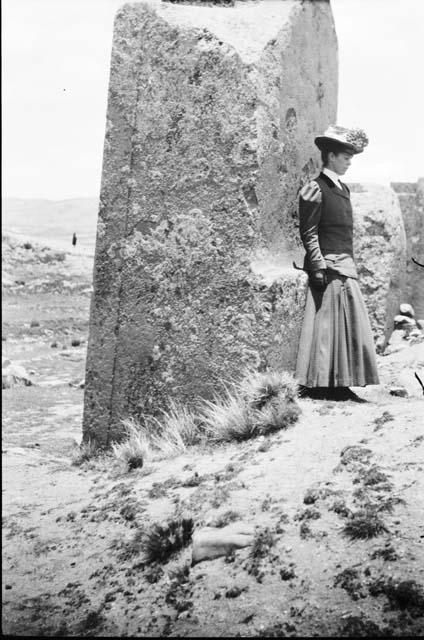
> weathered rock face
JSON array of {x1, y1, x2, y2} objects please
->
[
  {"x1": 391, "y1": 179, "x2": 424, "y2": 319},
  {"x1": 348, "y1": 184, "x2": 407, "y2": 344},
  {"x1": 83, "y1": 0, "x2": 338, "y2": 445}
]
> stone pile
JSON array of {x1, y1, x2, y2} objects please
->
[{"x1": 385, "y1": 301, "x2": 424, "y2": 356}]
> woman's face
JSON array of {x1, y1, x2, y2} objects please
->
[{"x1": 328, "y1": 151, "x2": 353, "y2": 175}]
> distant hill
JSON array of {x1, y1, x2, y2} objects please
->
[{"x1": 2, "y1": 197, "x2": 99, "y2": 251}]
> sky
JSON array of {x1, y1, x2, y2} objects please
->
[{"x1": 2, "y1": 0, "x2": 424, "y2": 200}]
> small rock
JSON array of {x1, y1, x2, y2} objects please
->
[
  {"x1": 225, "y1": 586, "x2": 246, "y2": 598},
  {"x1": 69, "y1": 379, "x2": 85, "y2": 389},
  {"x1": 177, "y1": 611, "x2": 191, "y2": 621},
  {"x1": 50, "y1": 342, "x2": 58, "y2": 348},
  {"x1": 417, "y1": 319, "x2": 424, "y2": 331},
  {"x1": 389, "y1": 386, "x2": 408, "y2": 398},
  {"x1": 387, "y1": 328, "x2": 408, "y2": 346},
  {"x1": 2, "y1": 363, "x2": 33, "y2": 389},
  {"x1": 303, "y1": 487, "x2": 319, "y2": 504},
  {"x1": 399, "y1": 302, "x2": 415, "y2": 318},
  {"x1": 394, "y1": 315, "x2": 416, "y2": 332}
]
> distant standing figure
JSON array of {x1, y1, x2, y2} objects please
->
[{"x1": 72, "y1": 232, "x2": 77, "y2": 247}]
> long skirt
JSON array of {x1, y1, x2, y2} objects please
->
[{"x1": 296, "y1": 273, "x2": 380, "y2": 388}]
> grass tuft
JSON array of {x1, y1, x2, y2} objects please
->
[
  {"x1": 343, "y1": 508, "x2": 388, "y2": 540},
  {"x1": 141, "y1": 517, "x2": 194, "y2": 564},
  {"x1": 117, "y1": 401, "x2": 203, "y2": 462},
  {"x1": 111, "y1": 419, "x2": 150, "y2": 470},
  {"x1": 200, "y1": 370, "x2": 300, "y2": 443},
  {"x1": 71, "y1": 439, "x2": 101, "y2": 466},
  {"x1": 209, "y1": 510, "x2": 241, "y2": 528},
  {"x1": 239, "y1": 369, "x2": 299, "y2": 408},
  {"x1": 146, "y1": 400, "x2": 202, "y2": 456}
]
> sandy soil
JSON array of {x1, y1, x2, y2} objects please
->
[{"x1": 2, "y1": 237, "x2": 424, "y2": 637}]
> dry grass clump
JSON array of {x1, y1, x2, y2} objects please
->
[
  {"x1": 146, "y1": 399, "x2": 203, "y2": 456},
  {"x1": 113, "y1": 370, "x2": 300, "y2": 460},
  {"x1": 201, "y1": 370, "x2": 300, "y2": 443},
  {"x1": 343, "y1": 508, "x2": 388, "y2": 540},
  {"x1": 209, "y1": 510, "x2": 241, "y2": 528},
  {"x1": 115, "y1": 401, "x2": 202, "y2": 465},
  {"x1": 111, "y1": 419, "x2": 150, "y2": 470},
  {"x1": 239, "y1": 370, "x2": 299, "y2": 407},
  {"x1": 334, "y1": 567, "x2": 366, "y2": 601},
  {"x1": 71, "y1": 439, "x2": 101, "y2": 466},
  {"x1": 141, "y1": 517, "x2": 194, "y2": 564}
]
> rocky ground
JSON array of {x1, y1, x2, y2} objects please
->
[{"x1": 2, "y1": 233, "x2": 424, "y2": 637}]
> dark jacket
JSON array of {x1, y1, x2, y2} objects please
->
[{"x1": 298, "y1": 172, "x2": 357, "y2": 278}]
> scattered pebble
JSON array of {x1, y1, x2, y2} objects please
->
[{"x1": 389, "y1": 386, "x2": 408, "y2": 398}]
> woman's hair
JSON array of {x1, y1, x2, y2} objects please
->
[{"x1": 321, "y1": 141, "x2": 351, "y2": 166}]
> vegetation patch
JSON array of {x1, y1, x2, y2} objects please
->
[
  {"x1": 71, "y1": 439, "x2": 102, "y2": 466},
  {"x1": 339, "y1": 615, "x2": 385, "y2": 637},
  {"x1": 165, "y1": 563, "x2": 193, "y2": 614},
  {"x1": 370, "y1": 544, "x2": 399, "y2": 562},
  {"x1": 141, "y1": 517, "x2": 194, "y2": 564},
  {"x1": 111, "y1": 419, "x2": 150, "y2": 470},
  {"x1": 368, "y1": 577, "x2": 424, "y2": 616},
  {"x1": 334, "y1": 567, "x2": 366, "y2": 600},
  {"x1": 246, "y1": 527, "x2": 276, "y2": 583},
  {"x1": 353, "y1": 464, "x2": 391, "y2": 488},
  {"x1": 294, "y1": 507, "x2": 321, "y2": 522},
  {"x1": 257, "y1": 621, "x2": 296, "y2": 637},
  {"x1": 343, "y1": 508, "x2": 388, "y2": 540},
  {"x1": 148, "y1": 477, "x2": 179, "y2": 499},
  {"x1": 329, "y1": 498, "x2": 351, "y2": 518},
  {"x1": 279, "y1": 565, "x2": 296, "y2": 581},
  {"x1": 340, "y1": 445, "x2": 373, "y2": 467},
  {"x1": 209, "y1": 510, "x2": 241, "y2": 528},
  {"x1": 200, "y1": 370, "x2": 300, "y2": 443},
  {"x1": 299, "y1": 521, "x2": 313, "y2": 539},
  {"x1": 373, "y1": 411, "x2": 394, "y2": 432}
]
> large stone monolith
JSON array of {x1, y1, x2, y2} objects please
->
[
  {"x1": 391, "y1": 179, "x2": 424, "y2": 319},
  {"x1": 83, "y1": 0, "x2": 338, "y2": 445},
  {"x1": 349, "y1": 183, "x2": 407, "y2": 344}
]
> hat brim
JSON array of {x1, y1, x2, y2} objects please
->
[{"x1": 314, "y1": 136, "x2": 363, "y2": 154}]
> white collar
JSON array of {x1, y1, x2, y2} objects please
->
[{"x1": 323, "y1": 167, "x2": 342, "y2": 189}]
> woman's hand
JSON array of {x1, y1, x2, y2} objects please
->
[{"x1": 309, "y1": 269, "x2": 327, "y2": 291}]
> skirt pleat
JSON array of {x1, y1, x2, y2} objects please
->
[{"x1": 296, "y1": 273, "x2": 379, "y2": 387}]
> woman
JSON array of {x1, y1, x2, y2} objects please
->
[{"x1": 295, "y1": 125, "x2": 379, "y2": 401}]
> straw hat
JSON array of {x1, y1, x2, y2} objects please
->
[{"x1": 314, "y1": 125, "x2": 369, "y2": 154}]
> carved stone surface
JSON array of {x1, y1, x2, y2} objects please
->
[
  {"x1": 391, "y1": 179, "x2": 424, "y2": 319},
  {"x1": 83, "y1": 0, "x2": 338, "y2": 445}
]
